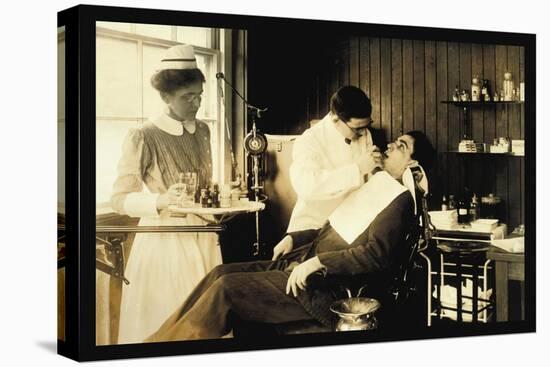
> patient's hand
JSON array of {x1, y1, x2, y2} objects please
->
[
  {"x1": 286, "y1": 257, "x2": 325, "y2": 297},
  {"x1": 272, "y1": 235, "x2": 293, "y2": 260}
]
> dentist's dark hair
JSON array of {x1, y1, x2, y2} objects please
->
[{"x1": 330, "y1": 86, "x2": 372, "y2": 123}]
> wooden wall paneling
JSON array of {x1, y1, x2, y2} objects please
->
[
  {"x1": 508, "y1": 46, "x2": 521, "y2": 139},
  {"x1": 447, "y1": 42, "x2": 461, "y2": 196},
  {"x1": 339, "y1": 39, "x2": 350, "y2": 87},
  {"x1": 459, "y1": 43, "x2": 472, "y2": 139},
  {"x1": 520, "y1": 158, "x2": 524, "y2": 226},
  {"x1": 350, "y1": 36, "x2": 360, "y2": 87},
  {"x1": 359, "y1": 36, "x2": 370, "y2": 97},
  {"x1": 471, "y1": 43, "x2": 484, "y2": 141},
  {"x1": 391, "y1": 39, "x2": 403, "y2": 141},
  {"x1": 483, "y1": 45, "x2": 497, "y2": 144},
  {"x1": 458, "y1": 43, "x2": 471, "y2": 194},
  {"x1": 380, "y1": 38, "x2": 392, "y2": 137},
  {"x1": 482, "y1": 44, "x2": 497, "y2": 195},
  {"x1": 413, "y1": 40, "x2": 425, "y2": 132},
  {"x1": 469, "y1": 43, "x2": 485, "y2": 196},
  {"x1": 319, "y1": 64, "x2": 329, "y2": 117},
  {"x1": 494, "y1": 45, "x2": 509, "y2": 226},
  {"x1": 520, "y1": 47, "x2": 525, "y2": 139},
  {"x1": 330, "y1": 43, "x2": 340, "y2": 100},
  {"x1": 507, "y1": 45, "x2": 522, "y2": 230},
  {"x1": 495, "y1": 45, "x2": 508, "y2": 137},
  {"x1": 508, "y1": 156, "x2": 522, "y2": 230},
  {"x1": 402, "y1": 40, "x2": 414, "y2": 134},
  {"x1": 369, "y1": 37, "x2": 381, "y2": 129},
  {"x1": 520, "y1": 47, "x2": 525, "y2": 225},
  {"x1": 425, "y1": 41, "x2": 437, "y2": 152},
  {"x1": 307, "y1": 75, "x2": 319, "y2": 123},
  {"x1": 424, "y1": 40, "x2": 438, "y2": 207},
  {"x1": 436, "y1": 41, "x2": 449, "y2": 196}
]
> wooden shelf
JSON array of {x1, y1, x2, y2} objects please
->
[
  {"x1": 446, "y1": 151, "x2": 524, "y2": 157},
  {"x1": 440, "y1": 101, "x2": 524, "y2": 106}
]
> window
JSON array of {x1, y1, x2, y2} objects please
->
[{"x1": 95, "y1": 22, "x2": 225, "y2": 210}]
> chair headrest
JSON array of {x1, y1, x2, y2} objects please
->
[{"x1": 402, "y1": 165, "x2": 428, "y2": 215}]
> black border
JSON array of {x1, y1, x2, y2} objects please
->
[{"x1": 58, "y1": 4, "x2": 536, "y2": 361}]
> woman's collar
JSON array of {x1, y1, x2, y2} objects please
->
[{"x1": 152, "y1": 113, "x2": 197, "y2": 135}]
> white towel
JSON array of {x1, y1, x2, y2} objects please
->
[{"x1": 329, "y1": 171, "x2": 407, "y2": 244}]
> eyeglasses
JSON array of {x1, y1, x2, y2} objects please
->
[
  {"x1": 346, "y1": 119, "x2": 374, "y2": 135},
  {"x1": 182, "y1": 93, "x2": 203, "y2": 103}
]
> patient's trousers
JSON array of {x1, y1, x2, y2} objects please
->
[{"x1": 146, "y1": 260, "x2": 316, "y2": 342}]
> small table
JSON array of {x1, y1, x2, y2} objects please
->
[{"x1": 486, "y1": 247, "x2": 525, "y2": 321}]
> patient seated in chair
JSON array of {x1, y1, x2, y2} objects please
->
[{"x1": 145, "y1": 131, "x2": 434, "y2": 343}]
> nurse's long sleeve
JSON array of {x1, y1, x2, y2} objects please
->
[
  {"x1": 111, "y1": 128, "x2": 160, "y2": 218},
  {"x1": 289, "y1": 132, "x2": 363, "y2": 202}
]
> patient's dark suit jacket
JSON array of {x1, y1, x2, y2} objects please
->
[{"x1": 284, "y1": 190, "x2": 415, "y2": 326}]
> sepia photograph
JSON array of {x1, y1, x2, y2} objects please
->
[{"x1": 54, "y1": 3, "x2": 535, "y2": 361}]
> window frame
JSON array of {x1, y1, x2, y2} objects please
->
[{"x1": 95, "y1": 25, "x2": 225, "y2": 210}]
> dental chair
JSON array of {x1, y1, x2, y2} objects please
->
[{"x1": 233, "y1": 166, "x2": 431, "y2": 337}]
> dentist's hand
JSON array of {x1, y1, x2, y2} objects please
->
[
  {"x1": 358, "y1": 146, "x2": 384, "y2": 177},
  {"x1": 286, "y1": 257, "x2": 325, "y2": 297},
  {"x1": 272, "y1": 235, "x2": 293, "y2": 260}
]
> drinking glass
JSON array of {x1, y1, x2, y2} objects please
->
[{"x1": 181, "y1": 172, "x2": 197, "y2": 207}]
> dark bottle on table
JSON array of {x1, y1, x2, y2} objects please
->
[
  {"x1": 211, "y1": 183, "x2": 220, "y2": 208},
  {"x1": 195, "y1": 178, "x2": 202, "y2": 204},
  {"x1": 200, "y1": 188, "x2": 208, "y2": 208},
  {"x1": 457, "y1": 194, "x2": 470, "y2": 224},
  {"x1": 206, "y1": 186, "x2": 213, "y2": 208},
  {"x1": 448, "y1": 195, "x2": 456, "y2": 210}
]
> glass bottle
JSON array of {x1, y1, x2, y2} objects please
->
[
  {"x1": 200, "y1": 188, "x2": 208, "y2": 208},
  {"x1": 481, "y1": 79, "x2": 490, "y2": 101},
  {"x1": 211, "y1": 183, "x2": 220, "y2": 208},
  {"x1": 457, "y1": 194, "x2": 470, "y2": 224},
  {"x1": 441, "y1": 195, "x2": 448, "y2": 211},
  {"x1": 469, "y1": 193, "x2": 479, "y2": 222},
  {"x1": 452, "y1": 85, "x2": 460, "y2": 101},
  {"x1": 448, "y1": 195, "x2": 456, "y2": 210},
  {"x1": 471, "y1": 75, "x2": 481, "y2": 101},
  {"x1": 220, "y1": 184, "x2": 231, "y2": 208}
]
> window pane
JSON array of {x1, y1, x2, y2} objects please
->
[
  {"x1": 135, "y1": 23, "x2": 173, "y2": 40},
  {"x1": 196, "y1": 54, "x2": 216, "y2": 120},
  {"x1": 96, "y1": 119, "x2": 142, "y2": 205},
  {"x1": 96, "y1": 21, "x2": 132, "y2": 33},
  {"x1": 142, "y1": 44, "x2": 167, "y2": 120},
  {"x1": 96, "y1": 36, "x2": 140, "y2": 118},
  {"x1": 176, "y1": 26, "x2": 211, "y2": 48}
]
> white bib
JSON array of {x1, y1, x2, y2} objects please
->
[{"x1": 329, "y1": 171, "x2": 407, "y2": 244}]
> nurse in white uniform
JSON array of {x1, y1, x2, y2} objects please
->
[{"x1": 111, "y1": 45, "x2": 222, "y2": 344}]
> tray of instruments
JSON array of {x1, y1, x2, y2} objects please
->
[{"x1": 169, "y1": 200, "x2": 265, "y2": 216}]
